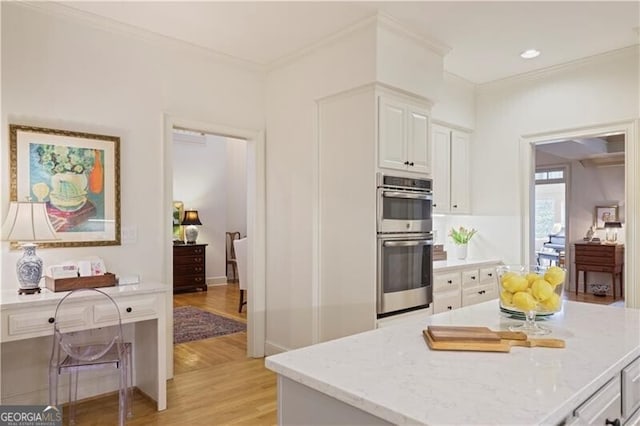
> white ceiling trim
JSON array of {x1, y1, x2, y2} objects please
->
[
  {"x1": 21, "y1": 1, "x2": 264, "y2": 72},
  {"x1": 376, "y1": 12, "x2": 451, "y2": 57},
  {"x1": 477, "y1": 44, "x2": 639, "y2": 92}
]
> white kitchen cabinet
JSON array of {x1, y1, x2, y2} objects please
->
[
  {"x1": 433, "y1": 262, "x2": 499, "y2": 313},
  {"x1": 378, "y1": 95, "x2": 431, "y2": 175},
  {"x1": 431, "y1": 123, "x2": 470, "y2": 214}
]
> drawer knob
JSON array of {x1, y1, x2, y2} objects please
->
[
  {"x1": 605, "y1": 419, "x2": 620, "y2": 426},
  {"x1": 126, "y1": 307, "x2": 132, "y2": 313},
  {"x1": 48, "y1": 317, "x2": 55, "y2": 324},
  {"x1": 471, "y1": 276, "x2": 476, "y2": 280},
  {"x1": 488, "y1": 273, "x2": 493, "y2": 277},
  {"x1": 447, "y1": 280, "x2": 452, "y2": 284},
  {"x1": 447, "y1": 306, "x2": 452, "y2": 310}
]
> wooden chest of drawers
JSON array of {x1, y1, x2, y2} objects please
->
[
  {"x1": 574, "y1": 243, "x2": 624, "y2": 298},
  {"x1": 173, "y1": 244, "x2": 208, "y2": 292}
]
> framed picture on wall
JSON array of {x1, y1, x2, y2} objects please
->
[
  {"x1": 9, "y1": 124, "x2": 121, "y2": 248},
  {"x1": 594, "y1": 205, "x2": 619, "y2": 229},
  {"x1": 173, "y1": 201, "x2": 185, "y2": 243}
]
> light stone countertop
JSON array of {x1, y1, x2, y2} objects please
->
[
  {"x1": 0, "y1": 282, "x2": 168, "y2": 309},
  {"x1": 266, "y1": 300, "x2": 640, "y2": 425},
  {"x1": 433, "y1": 257, "x2": 502, "y2": 272}
]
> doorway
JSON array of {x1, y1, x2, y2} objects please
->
[
  {"x1": 162, "y1": 115, "x2": 266, "y2": 379},
  {"x1": 523, "y1": 124, "x2": 631, "y2": 307}
]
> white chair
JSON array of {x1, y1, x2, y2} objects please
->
[
  {"x1": 49, "y1": 288, "x2": 132, "y2": 425},
  {"x1": 233, "y1": 237, "x2": 248, "y2": 312}
]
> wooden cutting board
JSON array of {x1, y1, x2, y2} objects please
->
[
  {"x1": 427, "y1": 325, "x2": 527, "y2": 342},
  {"x1": 423, "y1": 329, "x2": 566, "y2": 352}
]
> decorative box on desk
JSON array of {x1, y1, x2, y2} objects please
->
[
  {"x1": 45, "y1": 273, "x2": 117, "y2": 292},
  {"x1": 173, "y1": 243, "x2": 207, "y2": 292}
]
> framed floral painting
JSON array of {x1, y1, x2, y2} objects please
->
[{"x1": 9, "y1": 124, "x2": 121, "y2": 247}]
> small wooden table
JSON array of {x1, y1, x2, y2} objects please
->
[{"x1": 574, "y1": 242, "x2": 624, "y2": 298}]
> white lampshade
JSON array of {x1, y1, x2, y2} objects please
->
[{"x1": 1, "y1": 202, "x2": 58, "y2": 242}]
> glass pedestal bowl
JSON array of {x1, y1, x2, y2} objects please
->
[{"x1": 496, "y1": 265, "x2": 566, "y2": 335}]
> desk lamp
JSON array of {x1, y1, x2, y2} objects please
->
[
  {"x1": 1, "y1": 201, "x2": 58, "y2": 294},
  {"x1": 604, "y1": 221, "x2": 622, "y2": 244},
  {"x1": 182, "y1": 210, "x2": 202, "y2": 244}
]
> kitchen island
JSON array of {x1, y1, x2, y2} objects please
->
[{"x1": 266, "y1": 300, "x2": 640, "y2": 425}]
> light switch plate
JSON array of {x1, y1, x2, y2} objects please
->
[{"x1": 121, "y1": 225, "x2": 138, "y2": 245}]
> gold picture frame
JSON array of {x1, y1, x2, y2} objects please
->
[
  {"x1": 173, "y1": 201, "x2": 185, "y2": 243},
  {"x1": 9, "y1": 124, "x2": 121, "y2": 248},
  {"x1": 594, "y1": 205, "x2": 619, "y2": 229}
]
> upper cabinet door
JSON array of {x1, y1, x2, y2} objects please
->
[
  {"x1": 378, "y1": 97, "x2": 407, "y2": 171},
  {"x1": 450, "y1": 130, "x2": 470, "y2": 214},
  {"x1": 431, "y1": 124, "x2": 451, "y2": 214},
  {"x1": 407, "y1": 106, "x2": 431, "y2": 175}
]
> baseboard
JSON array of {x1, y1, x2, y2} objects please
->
[
  {"x1": 265, "y1": 341, "x2": 290, "y2": 356},
  {"x1": 207, "y1": 276, "x2": 227, "y2": 285}
]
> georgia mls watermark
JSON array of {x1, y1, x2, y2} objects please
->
[{"x1": 0, "y1": 405, "x2": 62, "y2": 426}]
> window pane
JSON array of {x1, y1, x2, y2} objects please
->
[
  {"x1": 548, "y1": 171, "x2": 563, "y2": 179},
  {"x1": 535, "y1": 172, "x2": 547, "y2": 180}
]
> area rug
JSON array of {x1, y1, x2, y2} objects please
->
[{"x1": 174, "y1": 306, "x2": 246, "y2": 344}]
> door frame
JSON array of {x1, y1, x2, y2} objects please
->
[
  {"x1": 163, "y1": 114, "x2": 266, "y2": 378},
  {"x1": 520, "y1": 120, "x2": 638, "y2": 307}
]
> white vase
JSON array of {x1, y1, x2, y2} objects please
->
[{"x1": 456, "y1": 244, "x2": 468, "y2": 260}]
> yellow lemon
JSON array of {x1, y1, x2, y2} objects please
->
[
  {"x1": 500, "y1": 271, "x2": 518, "y2": 286},
  {"x1": 531, "y1": 279, "x2": 554, "y2": 302},
  {"x1": 544, "y1": 266, "x2": 566, "y2": 287},
  {"x1": 500, "y1": 290, "x2": 514, "y2": 307},
  {"x1": 512, "y1": 291, "x2": 538, "y2": 311},
  {"x1": 525, "y1": 273, "x2": 542, "y2": 285},
  {"x1": 539, "y1": 292, "x2": 561, "y2": 312},
  {"x1": 503, "y1": 275, "x2": 529, "y2": 293}
]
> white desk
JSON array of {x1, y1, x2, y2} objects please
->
[{"x1": 1, "y1": 283, "x2": 168, "y2": 410}]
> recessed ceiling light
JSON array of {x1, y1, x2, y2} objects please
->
[{"x1": 520, "y1": 49, "x2": 541, "y2": 59}]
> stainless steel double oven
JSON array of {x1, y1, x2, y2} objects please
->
[{"x1": 377, "y1": 174, "x2": 433, "y2": 318}]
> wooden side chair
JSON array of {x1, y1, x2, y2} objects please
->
[{"x1": 225, "y1": 231, "x2": 241, "y2": 282}]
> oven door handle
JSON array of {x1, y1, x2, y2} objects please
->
[
  {"x1": 382, "y1": 191, "x2": 432, "y2": 201},
  {"x1": 383, "y1": 239, "x2": 433, "y2": 247}
]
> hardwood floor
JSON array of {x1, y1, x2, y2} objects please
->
[
  {"x1": 68, "y1": 283, "x2": 277, "y2": 425},
  {"x1": 564, "y1": 291, "x2": 623, "y2": 306}
]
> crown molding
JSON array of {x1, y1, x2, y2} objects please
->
[
  {"x1": 267, "y1": 13, "x2": 379, "y2": 72},
  {"x1": 376, "y1": 11, "x2": 451, "y2": 58},
  {"x1": 478, "y1": 44, "x2": 639, "y2": 90},
  {"x1": 267, "y1": 11, "x2": 451, "y2": 72},
  {"x1": 17, "y1": 1, "x2": 264, "y2": 73}
]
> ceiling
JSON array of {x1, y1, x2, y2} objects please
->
[{"x1": 59, "y1": 1, "x2": 640, "y2": 84}]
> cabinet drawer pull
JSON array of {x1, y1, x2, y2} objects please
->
[
  {"x1": 409, "y1": 162, "x2": 414, "y2": 166},
  {"x1": 195, "y1": 249, "x2": 202, "y2": 254},
  {"x1": 447, "y1": 306, "x2": 452, "y2": 310},
  {"x1": 195, "y1": 277, "x2": 203, "y2": 282},
  {"x1": 433, "y1": 203, "x2": 437, "y2": 208},
  {"x1": 487, "y1": 273, "x2": 493, "y2": 277},
  {"x1": 48, "y1": 317, "x2": 55, "y2": 324},
  {"x1": 403, "y1": 161, "x2": 409, "y2": 165},
  {"x1": 471, "y1": 276, "x2": 476, "y2": 280},
  {"x1": 605, "y1": 419, "x2": 620, "y2": 426},
  {"x1": 447, "y1": 280, "x2": 452, "y2": 284},
  {"x1": 126, "y1": 307, "x2": 132, "y2": 313},
  {"x1": 453, "y1": 204, "x2": 458, "y2": 208}
]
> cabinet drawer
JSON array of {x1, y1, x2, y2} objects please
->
[
  {"x1": 461, "y1": 269, "x2": 480, "y2": 287},
  {"x1": 623, "y1": 357, "x2": 640, "y2": 417},
  {"x1": 479, "y1": 266, "x2": 498, "y2": 284},
  {"x1": 434, "y1": 272, "x2": 461, "y2": 292},
  {"x1": 173, "y1": 276, "x2": 206, "y2": 287},
  {"x1": 462, "y1": 283, "x2": 496, "y2": 307},
  {"x1": 174, "y1": 245, "x2": 206, "y2": 256},
  {"x1": 174, "y1": 256, "x2": 205, "y2": 266},
  {"x1": 573, "y1": 375, "x2": 621, "y2": 425},
  {"x1": 6, "y1": 305, "x2": 90, "y2": 338},
  {"x1": 433, "y1": 290, "x2": 461, "y2": 314},
  {"x1": 94, "y1": 295, "x2": 158, "y2": 324},
  {"x1": 174, "y1": 263, "x2": 205, "y2": 275}
]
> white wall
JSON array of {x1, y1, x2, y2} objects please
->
[
  {"x1": 1, "y1": 3, "x2": 263, "y2": 291},
  {"x1": 431, "y1": 72, "x2": 476, "y2": 130},
  {"x1": 265, "y1": 20, "x2": 377, "y2": 353},
  {"x1": 226, "y1": 137, "x2": 248, "y2": 239},
  {"x1": 470, "y1": 46, "x2": 639, "y2": 265}
]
